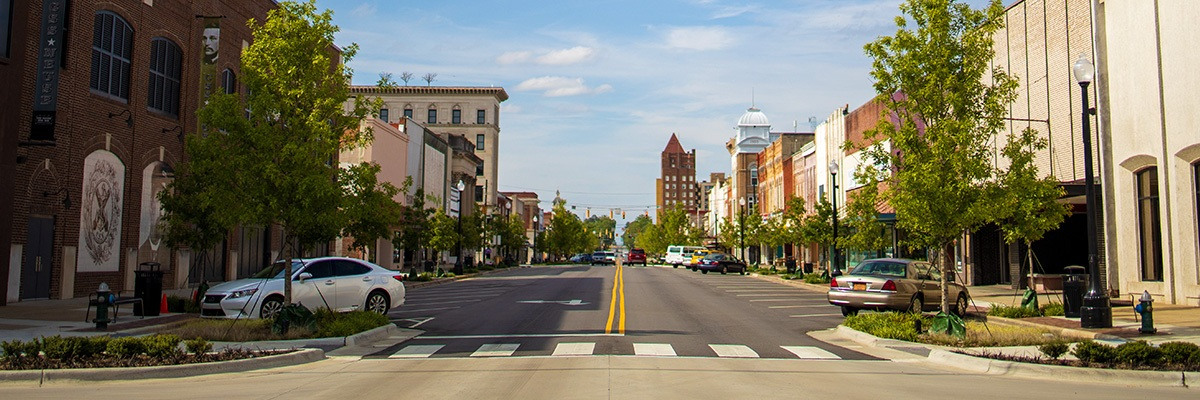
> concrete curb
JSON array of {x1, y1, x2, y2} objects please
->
[
  {"x1": 836, "y1": 324, "x2": 1198, "y2": 388},
  {"x1": 0, "y1": 348, "x2": 324, "y2": 382},
  {"x1": 214, "y1": 323, "x2": 398, "y2": 351},
  {"x1": 402, "y1": 265, "x2": 524, "y2": 290},
  {"x1": 983, "y1": 315, "x2": 1128, "y2": 341}
]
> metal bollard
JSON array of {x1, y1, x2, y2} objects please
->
[
  {"x1": 1133, "y1": 290, "x2": 1156, "y2": 334},
  {"x1": 94, "y1": 282, "x2": 112, "y2": 330}
]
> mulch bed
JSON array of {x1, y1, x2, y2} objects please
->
[
  {"x1": 964, "y1": 350, "x2": 1199, "y2": 372},
  {"x1": 1019, "y1": 317, "x2": 1156, "y2": 339},
  {"x1": 0, "y1": 348, "x2": 293, "y2": 371},
  {"x1": 73, "y1": 313, "x2": 199, "y2": 333}
]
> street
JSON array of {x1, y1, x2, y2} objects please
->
[{"x1": 0, "y1": 265, "x2": 1192, "y2": 399}]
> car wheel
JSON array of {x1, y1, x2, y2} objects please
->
[
  {"x1": 673, "y1": 264, "x2": 678, "y2": 268},
  {"x1": 260, "y1": 296, "x2": 285, "y2": 319},
  {"x1": 721, "y1": 266, "x2": 728, "y2": 275},
  {"x1": 739, "y1": 267, "x2": 745, "y2": 276},
  {"x1": 908, "y1": 295, "x2": 924, "y2": 314},
  {"x1": 366, "y1": 291, "x2": 390, "y2": 315},
  {"x1": 954, "y1": 293, "x2": 969, "y2": 317},
  {"x1": 701, "y1": 270, "x2": 708, "y2": 274},
  {"x1": 841, "y1": 306, "x2": 859, "y2": 317}
]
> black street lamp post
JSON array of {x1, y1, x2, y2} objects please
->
[
  {"x1": 453, "y1": 180, "x2": 465, "y2": 276},
  {"x1": 1073, "y1": 55, "x2": 1112, "y2": 328},
  {"x1": 829, "y1": 161, "x2": 840, "y2": 276},
  {"x1": 738, "y1": 197, "x2": 746, "y2": 262}
]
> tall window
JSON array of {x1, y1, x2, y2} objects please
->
[
  {"x1": 477, "y1": 109, "x2": 486, "y2": 124},
  {"x1": 1136, "y1": 167, "x2": 1164, "y2": 281},
  {"x1": 452, "y1": 109, "x2": 461, "y2": 124},
  {"x1": 379, "y1": 108, "x2": 389, "y2": 123},
  {"x1": 475, "y1": 164, "x2": 484, "y2": 176},
  {"x1": 403, "y1": 108, "x2": 413, "y2": 119},
  {"x1": 221, "y1": 69, "x2": 236, "y2": 94},
  {"x1": 1, "y1": 0, "x2": 11, "y2": 58},
  {"x1": 476, "y1": 134, "x2": 485, "y2": 151},
  {"x1": 427, "y1": 108, "x2": 437, "y2": 124},
  {"x1": 147, "y1": 38, "x2": 182, "y2": 116},
  {"x1": 1194, "y1": 162, "x2": 1200, "y2": 251},
  {"x1": 90, "y1": 11, "x2": 133, "y2": 101}
]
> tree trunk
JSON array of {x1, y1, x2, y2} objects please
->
[
  {"x1": 283, "y1": 235, "x2": 293, "y2": 306},
  {"x1": 941, "y1": 243, "x2": 954, "y2": 314}
]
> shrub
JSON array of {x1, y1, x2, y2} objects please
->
[
  {"x1": 315, "y1": 311, "x2": 389, "y2": 338},
  {"x1": 1115, "y1": 340, "x2": 1162, "y2": 367},
  {"x1": 411, "y1": 272, "x2": 436, "y2": 282},
  {"x1": 1, "y1": 339, "x2": 35, "y2": 359},
  {"x1": 40, "y1": 336, "x2": 109, "y2": 360},
  {"x1": 1039, "y1": 302, "x2": 1064, "y2": 317},
  {"x1": 464, "y1": 268, "x2": 479, "y2": 274},
  {"x1": 987, "y1": 304, "x2": 1042, "y2": 318},
  {"x1": 1158, "y1": 342, "x2": 1200, "y2": 365},
  {"x1": 844, "y1": 312, "x2": 928, "y2": 342},
  {"x1": 184, "y1": 337, "x2": 213, "y2": 356},
  {"x1": 479, "y1": 265, "x2": 495, "y2": 271},
  {"x1": 1072, "y1": 340, "x2": 1117, "y2": 364},
  {"x1": 143, "y1": 334, "x2": 183, "y2": 358},
  {"x1": 273, "y1": 305, "x2": 317, "y2": 335},
  {"x1": 803, "y1": 273, "x2": 830, "y2": 285},
  {"x1": 106, "y1": 337, "x2": 146, "y2": 358},
  {"x1": 1038, "y1": 341, "x2": 1070, "y2": 359}
]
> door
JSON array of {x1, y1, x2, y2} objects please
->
[
  {"x1": 334, "y1": 259, "x2": 374, "y2": 311},
  {"x1": 295, "y1": 261, "x2": 336, "y2": 310},
  {"x1": 22, "y1": 217, "x2": 55, "y2": 299},
  {"x1": 920, "y1": 262, "x2": 944, "y2": 309}
]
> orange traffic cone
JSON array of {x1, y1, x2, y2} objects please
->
[{"x1": 160, "y1": 293, "x2": 170, "y2": 314}]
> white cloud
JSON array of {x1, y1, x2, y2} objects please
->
[
  {"x1": 496, "y1": 51, "x2": 532, "y2": 64},
  {"x1": 536, "y1": 46, "x2": 597, "y2": 65},
  {"x1": 514, "y1": 76, "x2": 612, "y2": 97},
  {"x1": 350, "y1": 4, "x2": 377, "y2": 19},
  {"x1": 664, "y1": 27, "x2": 734, "y2": 51}
]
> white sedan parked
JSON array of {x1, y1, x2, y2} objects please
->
[{"x1": 201, "y1": 257, "x2": 406, "y2": 319}]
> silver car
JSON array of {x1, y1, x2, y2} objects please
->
[
  {"x1": 201, "y1": 257, "x2": 406, "y2": 319},
  {"x1": 827, "y1": 258, "x2": 969, "y2": 317}
]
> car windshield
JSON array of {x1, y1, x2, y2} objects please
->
[
  {"x1": 849, "y1": 261, "x2": 907, "y2": 277},
  {"x1": 251, "y1": 260, "x2": 305, "y2": 279}
]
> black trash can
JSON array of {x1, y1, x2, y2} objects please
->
[
  {"x1": 134, "y1": 262, "x2": 164, "y2": 316},
  {"x1": 1062, "y1": 265, "x2": 1087, "y2": 318},
  {"x1": 803, "y1": 263, "x2": 814, "y2": 274},
  {"x1": 785, "y1": 258, "x2": 797, "y2": 274}
]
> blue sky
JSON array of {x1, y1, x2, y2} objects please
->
[{"x1": 314, "y1": 0, "x2": 992, "y2": 227}]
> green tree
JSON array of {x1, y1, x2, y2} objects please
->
[
  {"x1": 394, "y1": 185, "x2": 434, "y2": 272},
  {"x1": 340, "y1": 162, "x2": 402, "y2": 253},
  {"x1": 994, "y1": 128, "x2": 1071, "y2": 277},
  {"x1": 799, "y1": 197, "x2": 841, "y2": 271},
  {"x1": 167, "y1": 1, "x2": 392, "y2": 306},
  {"x1": 544, "y1": 202, "x2": 588, "y2": 261},
  {"x1": 860, "y1": 0, "x2": 1015, "y2": 314},
  {"x1": 427, "y1": 210, "x2": 458, "y2": 268},
  {"x1": 779, "y1": 197, "x2": 809, "y2": 247},
  {"x1": 496, "y1": 214, "x2": 528, "y2": 261},
  {"x1": 622, "y1": 215, "x2": 654, "y2": 250},
  {"x1": 584, "y1": 216, "x2": 617, "y2": 249},
  {"x1": 841, "y1": 168, "x2": 888, "y2": 257},
  {"x1": 652, "y1": 206, "x2": 700, "y2": 254}
]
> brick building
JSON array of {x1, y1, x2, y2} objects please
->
[
  {"x1": 6, "y1": 1, "x2": 277, "y2": 302},
  {"x1": 657, "y1": 133, "x2": 698, "y2": 221}
]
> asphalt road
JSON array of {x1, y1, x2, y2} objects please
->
[{"x1": 378, "y1": 264, "x2": 868, "y2": 360}]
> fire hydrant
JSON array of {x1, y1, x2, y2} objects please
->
[
  {"x1": 94, "y1": 282, "x2": 113, "y2": 330},
  {"x1": 1133, "y1": 290, "x2": 1156, "y2": 334}
]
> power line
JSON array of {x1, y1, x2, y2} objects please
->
[{"x1": 500, "y1": 184, "x2": 651, "y2": 196}]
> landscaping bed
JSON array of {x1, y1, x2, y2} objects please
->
[{"x1": 1, "y1": 335, "x2": 291, "y2": 371}]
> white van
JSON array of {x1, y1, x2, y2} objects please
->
[{"x1": 665, "y1": 245, "x2": 706, "y2": 268}]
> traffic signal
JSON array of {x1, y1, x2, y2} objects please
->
[
  {"x1": 609, "y1": 209, "x2": 613, "y2": 218},
  {"x1": 622, "y1": 211, "x2": 626, "y2": 218},
  {"x1": 586, "y1": 208, "x2": 591, "y2": 217}
]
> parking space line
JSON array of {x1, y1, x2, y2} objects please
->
[
  {"x1": 781, "y1": 346, "x2": 841, "y2": 359},
  {"x1": 633, "y1": 343, "x2": 677, "y2": 357},
  {"x1": 552, "y1": 342, "x2": 596, "y2": 356},
  {"x1": 709, "y1": 344, "x2": 759, "y2": 358},
  {"x1": 788, "y1": 313, "x2": 843, "y2": 318},
  {"x1": 767, "y1": 305, "x2": 835, "y2": 309},
  {"x1": 393, "y1": 306, "x2": 462, "y2": 313}
]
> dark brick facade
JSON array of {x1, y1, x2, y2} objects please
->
[{"x1": 8, "y1": 0, "x2": 276, "y2": 301}]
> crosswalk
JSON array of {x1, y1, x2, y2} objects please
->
[{"x1": 386, "y1": 342, "x2": 843, "y2": 360}]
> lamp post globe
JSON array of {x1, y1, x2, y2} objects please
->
[
  {"x1": 454, "y1": 180, "x2": 466, "y2": 275},
  {"x1": 1072, "y1": 55, "x2": 1112, "y2": 328},
  {"x1": 828, "y1": 161, "x2": 840, "y2": 276}
]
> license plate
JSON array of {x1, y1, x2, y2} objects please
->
[{"x1": 853, "y1": 283, "x2": 866, "y2": 291}]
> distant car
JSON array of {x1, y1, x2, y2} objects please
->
[
  {"x1": 201, "y1": 257, "x2": 406, "y2": 319},
  {"x1": 627, "y1": 248, "x2": 648, "y2": 266},
  {"x1": 591, "y1": 251, "x2": 615, "y2": 265},
  {"x1": 686, "y1": 249, "x2": 712, "y2": 271},
  {"x1": 665, "y1": 245, "x2": 706, "y2": 268},
  {"x1": 696, "y1": 252, "x2": 746, "y2": 275},
  {"x1": 569, "y1": 253, "x2": 593, "y2": 264},
  {"x1": 827, "y1": 258, "x2": 970, "y2": 317}
]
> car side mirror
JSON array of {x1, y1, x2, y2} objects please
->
[{"x1": 298, "y1": 272, "x2": 313, "y2": 282}]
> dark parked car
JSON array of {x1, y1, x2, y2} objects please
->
[
  {"x1": 569, "y1": 253, "x2": 593, "y2": 264},
  {"x1": 628, "y1": 248, "x2": 648, "y2": 266},
  {"x1": 591, "y1": 251, "x2": 614, "y2": 265},
  {"x1": 827, "y1": 258, "x2": 970, "y2": 317},
  {"x1": 695, "y1": 252, "x2": 746, "y2": 275}
]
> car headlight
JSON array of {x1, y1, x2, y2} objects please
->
[{"x1": 227, "y1": 288, "x2": 258, "y2": 299}]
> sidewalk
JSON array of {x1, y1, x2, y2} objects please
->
[{"x1": 0, "y1": 288, "x2": 196, "y2": 342}]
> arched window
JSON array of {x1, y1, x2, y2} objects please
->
[
  {"x1": 222, "y1": 68, "x2": 237, "y2": 94},
  {"x1": 1136, "y1": 167, "x2": 1163, "y2": 281},
  {"x1": 90, "y1": 11, "x2": 133, "y2": 100},
  {"x1": 147, "y1": 37, "x2": 182, "y2": 116}
]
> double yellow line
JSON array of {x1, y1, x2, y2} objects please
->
[{"x1": 604, "y1": 260, "x2": 626, "y2": 334}]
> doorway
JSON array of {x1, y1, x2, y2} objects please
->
[{"x1": 22, "y1": 217, "x2": 54, "y2": 299}]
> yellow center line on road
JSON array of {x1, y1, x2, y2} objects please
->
[{"x1": 604, "y1": 260, "x2": 626, "y2": 334}]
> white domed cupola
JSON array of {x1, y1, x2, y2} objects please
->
[
  {"x1": 733, "y1": 106, "x2": 771, "y2": 154},
  {"x1": 737, "y1": 107, "x2": 770, "y2": 127}
]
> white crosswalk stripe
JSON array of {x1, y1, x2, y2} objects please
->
[
  {"x1": 709, "y1": 344, "x2": 759, "y2": 358},
  {"x1": 552, "y1": 342, "x2": 596, "y2": 356},
  {"x1": 471, "y1": 343, "x2": 521, "y2": 357},
  {"x1": 633, "y1": 343, "x2": 677, "y2": 357},
  {"x1": 780, "y1": 346, "x2": 841, "y2": 359},
  {"x1": 389, "y1": 344, "x2": 444, "y2": 358}
]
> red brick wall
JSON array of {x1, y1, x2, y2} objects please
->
[{"x1": 11, "y1": 1, "x2": 276, "y2": 299}]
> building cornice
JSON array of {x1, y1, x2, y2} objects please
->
[{"x1": 350, "y1": 85, "x2": 509, "y2": 102}]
